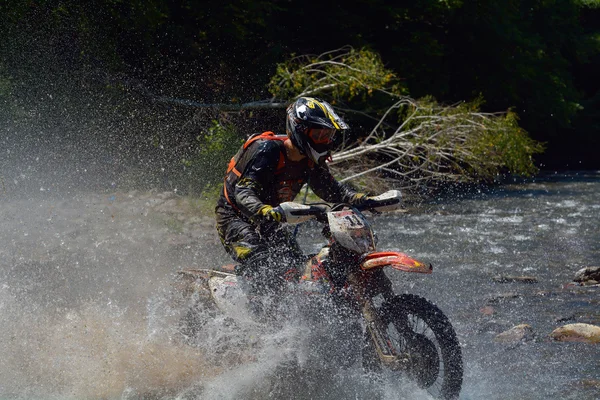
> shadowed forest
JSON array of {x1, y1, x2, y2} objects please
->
[{"x1": 1, "y1": 1, "x2": 599, "y2": 196}]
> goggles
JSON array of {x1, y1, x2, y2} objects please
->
[{"x1": 308, "y1": 128, "x2": 336, "y2": 144}]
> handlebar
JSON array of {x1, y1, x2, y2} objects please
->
[{"x1": 278, "y1": 189, "x2": 402, "y2": 224}]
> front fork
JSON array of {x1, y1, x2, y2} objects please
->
[
  {"x1": 362, "y1": 299, "x2": 411, "y2": 371},
  {"x1": 310, "y1": 248, "x2": 411, "y2": 370},
  {"x1": 359, "y1": 270, "x2": 410, "y2": 371}
]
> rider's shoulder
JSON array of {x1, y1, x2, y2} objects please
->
[{"x1": 250, "y1": 136, "x2": 285, "y2": 155}]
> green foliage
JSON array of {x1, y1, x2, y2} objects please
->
[
  {"x1": 472, "y1": 111, "x2": 545, "y2": 176},
  {"x1": 268, "y1": 47, "x2": 407, "y2": 104},
  {"x1": 442, "y1": 0, "x2": 593, "y2": 138},
  {"x1": 184, "y1": 185, "x2": 225, "y2": 217},
  {"x1": 270, "y1": 47, "x2": 544, "y2": 184},
  {"x1": 577, "y1": 0, "x2": 600, "y2": 6},
  {"x1": 181, "y1": 121, "x2": 243, "y2": 193},
  {"x1": 400, "y1": 97, "x2": 544, "y2": 180}
]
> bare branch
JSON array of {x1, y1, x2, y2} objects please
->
[{"x1": 266, "y1": 47, "x2": 544, "y2": 196}]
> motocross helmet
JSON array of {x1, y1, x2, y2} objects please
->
[{"x1": 286, "y1": 97, "x2": 349, "y2": 165}]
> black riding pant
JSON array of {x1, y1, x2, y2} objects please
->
[{"x1": 216, "y1": 204, "x2": 304, "y2": 295}]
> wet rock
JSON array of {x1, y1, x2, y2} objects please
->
[
  {"x1": 573, "y1": 266, "x2": 600, "y2": 285},
  {"x1": 493, "y1": 275, "x2": 538, "y2": 284},
  {"x1": 560, "y1": 379, "x2": 600, "y2": 400},
  {"x1": 550, "y1": 323, "x2": 600, "y2": 344},
  {"x1": 574, "y1": 379, "x2": 600, "y2": 390},
  {"x1": 555, "y1": 314, "x2": 576, "y2": 323},
  {"x1": 494, "y1": 324, "x2": 535, "y2": 343},
  {"x1": 486, "y1": 292, "x2": 521, "y2": 304},
  {"x1": 476, "y1": 320, "x2": 511, "y2": 334}
]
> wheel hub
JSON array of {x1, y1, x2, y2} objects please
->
[{"x1": 408, "y1": 333, "x2": 440, "y2": 388}]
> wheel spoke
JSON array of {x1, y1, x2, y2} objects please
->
[{"x1": 374, "y1": 294, "x2": 463, "y2": 399}]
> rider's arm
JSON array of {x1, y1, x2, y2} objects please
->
[
  {"x1": 308, "y1": 164, "x2": 367, "y2": 205},
  {"x1": 233, "y1": 141, "x2": 279, "y2": 220}
]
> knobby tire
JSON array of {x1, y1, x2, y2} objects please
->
[{"x1": 377, "y1": 294, "x2": 463, "y2": 400}]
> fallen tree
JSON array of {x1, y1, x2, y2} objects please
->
[
  {"x1": 268, "y1": 47, "x2": 544, "y2": 194},
  {"x1": 150, "y1": 46, "x2": 544, "y2": 197},
  {"x1": 329, "y1": 96, "x2": 544, "y2": 193}
]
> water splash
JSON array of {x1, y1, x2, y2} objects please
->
[{"x1": 0, "y1": 288, "x2": 216, "y2": 399}]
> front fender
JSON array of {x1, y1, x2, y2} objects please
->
[{"x1": 360, "y1": 251, "x2": 432, "y2": 274}]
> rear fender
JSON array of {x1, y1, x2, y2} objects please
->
[{"x1": 360, "y1": 251, "x2": 432, "y2": 274}]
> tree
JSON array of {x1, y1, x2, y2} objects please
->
[{"x1": 269, "y1": 47, "x2": 544, "y2": 194}]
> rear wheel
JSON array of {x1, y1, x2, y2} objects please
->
[{"x1": 372, "y1": 294, "x2": 463, "y2": 400}]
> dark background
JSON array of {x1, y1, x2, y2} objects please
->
[{"x1": 1, "y1": 0, "x2": 599, "y2": 170}]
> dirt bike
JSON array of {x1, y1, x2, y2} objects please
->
[{"x1": 175, "y1": 190, "x2": 463, "y2": 400}]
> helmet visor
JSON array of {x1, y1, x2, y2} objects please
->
[{"x1": 308, "y1": 128, "x2": 336, "y2": 144}]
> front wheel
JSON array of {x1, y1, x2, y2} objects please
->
[{"x1": 369, "y1": 294, "x2": 463, "y2": 400}]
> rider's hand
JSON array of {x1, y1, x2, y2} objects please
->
[
  {"x1": 351, "y1": 193, "x2": 376, "y2": 207},
  {"x1": 258, "y1": 205, "x2": 286, "y2": 223}
]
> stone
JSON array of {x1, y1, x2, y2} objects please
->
[
  {"x1": 575, "y1": 379, "x2": 600, "y2": 390},
  {"x1": 485, "y1": 292, "x2": 521, "y2": 304},
  {"x1": 477, "y1": 320, "x2": 510, "y2": 334},
  {"x1": 494, "y1": 324, "x2": 535, "y2": 343},
  {"x1": 550, "y1": 323, "x2": 600, "y2": 344},
  {"x1": 555, "y1": 314, "x2": 576, "y2": 323},
  {"x1": 493, "y1": 275, "x2": 538, "y2": 284},
  {"x1": 573, "y1": 266, "x2": 600, "y2": 284}
]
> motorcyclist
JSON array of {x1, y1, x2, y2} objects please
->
[{"x1": 215, "y1": 97, "x2": 374, "y2": 296}]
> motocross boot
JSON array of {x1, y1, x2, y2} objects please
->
[
  {"x1": 238, "y1": 252, "x2": 283, "y2": 321},
  {"x1": 239, "y1": 244, "x2": 304, "y2": 322}
]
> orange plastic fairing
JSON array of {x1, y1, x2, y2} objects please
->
[{"x1": 361, "y1": 251, "x2": 432, "y2": 274}]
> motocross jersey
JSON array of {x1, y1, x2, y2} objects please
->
[{"x1": 217, "y1": 132, "x2": 363, "y2": 222}]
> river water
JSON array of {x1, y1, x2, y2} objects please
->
[{"x1": 0, "y1": 171, "x2": 598, "y2": 399}]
